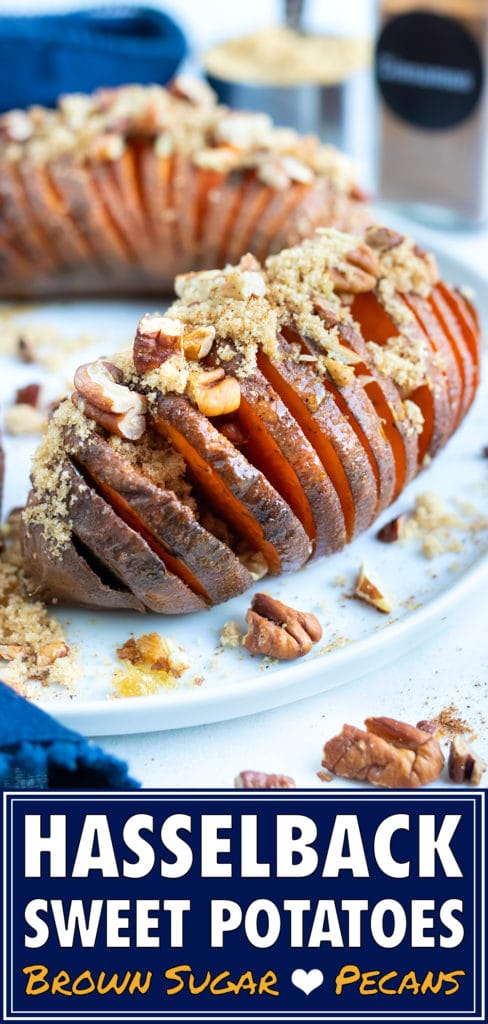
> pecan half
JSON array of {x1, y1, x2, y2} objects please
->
[
  {"x1": 235, "y1": 770, "x2": 296, "y2": 789},
  {"x1": 73, "y1": 360, "x2": 147, "y2": 440},
  {"x1": 322, "y1": 717, "x2": 444, "y2": 789},
  {"x1": 189, "y1": 367, "x2": 241, "y2": 417},
  {"x1": 448, "y1": 736, "x2": 486, "y2": 786},
  {"x1": 182, "y1": 325, "x2": 216, "y2": 361},
  {"x1": 243, "y1": 592, "x2": 322, "y2": 660},
  {"x1": 133, "y1": 314, "x2": 184, "y2": 373}
]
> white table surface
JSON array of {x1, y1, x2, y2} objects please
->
[{"x1": 98, "y1": 223, "x2": 488, "y2": 789}]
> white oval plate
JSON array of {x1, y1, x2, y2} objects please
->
[{"x1": 1, "y1": 240, "x2": 487, "y2": 736}]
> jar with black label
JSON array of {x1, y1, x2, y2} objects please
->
[{"x1": 375, "y1": 0, "x2": 488, "y2": 226}]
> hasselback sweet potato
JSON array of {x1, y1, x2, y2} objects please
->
[
  {"x1": 22, "y1": 226, "x2": 481, "y2": 612},
  {"x1": 0, "y1": 81, "x2": 369, "y2": 298}
]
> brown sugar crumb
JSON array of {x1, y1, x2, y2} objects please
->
[
  {"x1": 433, "y1": 704, "x2": 471, "y2": 739},
  {"x1": 113, "y1": 632, "x2": 189, "y2": 698},
  {"x1": 108, "y1": 430, "x2": 195, "y2": 511},
  {"x1": 402, "y1": 491, "x2": 488, "y2": 559},
  {"x1": 23, "y1": 401, "x2": 91, "y2": 555},
  {"x1": 3, "y1": 404, "x2": 46, "y2": 436},
  {"x1": 0, "y1": 510, "x2": 78, "y2": 694},
  {"x1": 219, "y1": 621, "x2": 244, "y2": 648},
  {"x1": 367, "y1": 332, "x2": 428, "y2": 392},
  {"x1": 0, "y1": 320, "x2": 95, "y2": 372}
]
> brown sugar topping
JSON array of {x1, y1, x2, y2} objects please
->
[{"x1": 0, "y1": 80, "x2": 359, "y2": 195}]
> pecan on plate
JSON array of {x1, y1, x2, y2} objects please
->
[
  {"x1": 322, "y1": 716, "x2": 444, "y2": 789},
  {"x1": 448, "y1": 736, "x2": 486, "y2": 786},
  {"x1": 235, "y1": 770, "x2": 296, "y2": 789},
  {"x1": 243, "y1": 592, "x2": 322, "y2": 660}
]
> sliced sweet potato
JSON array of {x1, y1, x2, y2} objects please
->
[
  {"x1": 288, "y1": 328, "x2": 396, "y2": 515},
  {"x1": 437, "y1": 282, "x2": 481, "y2": 384},
  {"x1": 18, "y1": 159, "x2": 94, "y2": 267},
  {"x1": 225, "y1": 174, "x2": 281, "y2": 266},
  {"x1": 65, "y1": 427, "x2": 252, "y2": 604},
  {"x1": 332, "y1": 319, "x2": 419, "y2": 496},
  {"x1": 352, "y1": 290, "x2": 452, "y2": 462},
  {"x1": 65, "y1": 460, "x2": 206, "y2": 614},
  {"x1": 257, "y1": 334, "x2": 378, "y2": 540},
  {"x1": 429, "y1": 285, "x2": 476, "y2": 417},
  {"x1": 49, "y1": 156, "x2": 133, "y2": 268},
  {"x1": 0, "y1": 162, "x2": 54, "y2": 272},
  {"x1": 153, "y1": 393, "x2": 312, "y2": 573},
  {"x1": 22, "y1": 507, "x2": 144, "y2": 612},
  {"x1": 236, "y1": 368, "x2": 347, "y2": 556},
  {"x1": 405, "y1": 292, "x2": 462, "y2": 433},
  {"x1": 90, "y1": 152, "x2": 144, "y2": 264}
]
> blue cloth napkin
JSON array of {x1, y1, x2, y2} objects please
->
[
  {"x1": 0, "y1": 6, "x2": 187, "y2": 112},
  {"x1": 0, "y1": 680, "x2": 139, "y2": 789}
]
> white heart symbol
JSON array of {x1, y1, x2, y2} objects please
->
[{"x1": 291, "y1": 968, "x2": 324, "y2": 995}]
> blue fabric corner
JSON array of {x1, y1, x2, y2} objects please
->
[
  {"x1": 0, "y1": 7, "x2": 187, "y2": 112},
  {"x1": 0, "y1": 681, "x2": 139, "y2": 789}
]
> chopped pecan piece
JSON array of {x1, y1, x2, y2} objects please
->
[
  {"x1": 322, "y1": 717, "x2": 444, "y2": 789},
  {"x1": 0, "y1": 644, "x2": 25, "y2": 661},
  {"x1": 448, "y1": 736, "x2": 486, "y2": 786},
  {"x1": 365, "y1": 225, "x2": 404, "y2": 252},
  {"x1": 312, "y1": 294, "x2": 341, "y2": 328},
  {"x1": 376, "y1": 515, "x2": 405, "y2": 543},
  {"x1": 15, "y1": 383, "x2": 41, "y2": 408},
  {"x1": 243, "y1": 592, "x2": 322, "y2": 660},
  {"x1": 133, "y1": 314, "x2": 184, "y2": 373},
  {"x1": 416, "y1": 719, "x2": 437, "y2": 735},
  {"x1": 183, "y1": 326, "x2": 216, "y2": 361},
  {"x1": 235, "y1": 770, "x2": 296, "y2": 789},
  {"x1": 36, "y1": 641, "x2": 69, "y2": 670},
  {"x1": 354, "y1": 564, "x2": 393, "y2": 613},
  {"x1": 189, "y1": 367, "x2": 241, "y2": 417},
  {"x1": 16, "y1": 335, "x2": 35, "y2": 363}
]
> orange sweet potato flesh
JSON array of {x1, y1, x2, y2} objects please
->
[
  {"x1": 352, "y1": 290, "x2": 452, "y2": 463},
  {"x1": 405, "y1": 293, "x2": 462, "y2": 434},
  {"x1": 437, "y1": 283, "x2": 481, "y2": 384},
  {"x1": 429, "y1": 285, "x2": 476, "y2": 416},
  {"x1": 285, "y1": 328, "x2": 396, "y2": 516},
  {"x1": 236, "y1": 368, "x2": 347, "y2": 556},
  {"x1": 334, "y1": 319, "x2": 418, "y2": 497},
  {"x1": 153, "y1": 394, "x2": 312, "y2": 573},
  {"x1": 257, "y1": 335, "x2": 377, "y2": 541}
]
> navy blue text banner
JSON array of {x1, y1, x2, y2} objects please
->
[{"x1": 1, "y1": 789, "x2": 485, "y2": 1022}]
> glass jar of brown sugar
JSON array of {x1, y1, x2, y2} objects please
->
[{"x1": 375, "y1": 0, "x2": 488, "y2": 226}]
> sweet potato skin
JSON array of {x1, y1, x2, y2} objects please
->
[
  {"x1": 22, "y1": 510, "x2": 145, "y2": 612},
  {"x1": 65, "y1": 461, "x2": 207, "y2": 614},
  {"x1": 64, "y1": 426, "x2": 253, "y2": 604},
  {"x1": 153, "y1": 393, "x2": 312, "y2": 572}
]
